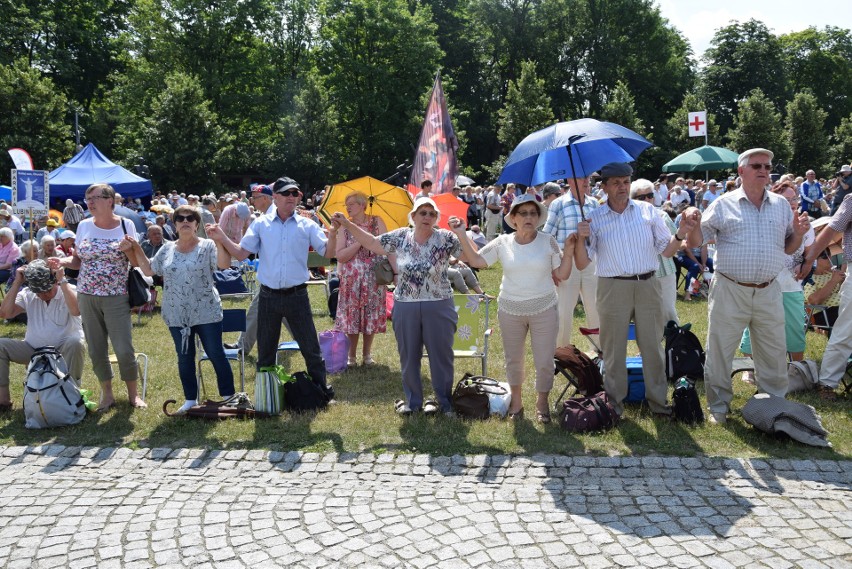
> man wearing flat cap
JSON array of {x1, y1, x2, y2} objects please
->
[
  {"x1": 575, "y1": 162, "x2": 699, "y2": 417},
  {"x1": 0, "y1": 260, "x2": 86, "y2": 412},
  {"x1": 682, "y1": 148, "x2": 810, "y2": 424},
  {"x1": 208, "y1": 177, "x2": 337, "y2": 394}
]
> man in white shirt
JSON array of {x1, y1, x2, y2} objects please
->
[
  {"x1": 483, "y1": 186, "x2": 503, "y2": 240},
  {"x1": 0, "y1": 260, "x2": 86, "y2": 412},
  {"x1": 701, "y1": 180, "x2": 722, "y2": 210},
  {"x1": 575, "y1": 162, "x2": 699, "y2": 417},
  {"x1": 668, "y1": 185, "x2": 690, "y2": 208}
]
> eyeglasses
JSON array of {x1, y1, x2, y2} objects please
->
[
  {"x1": 748, "y1": 163, "x2": 773, "y2": 171},
  {"x1": 514, "y1": 210, "x2": 540, "y2": 217},
  {"x1": 174, "y1": 214, "x2": 196, "y2": 222},
  {"x1": 275, "y1": 189, "x2": 300, "y2": 197},
  {"x1": 417, "y1": 210, "x2": 438, "y2": 218},
  {"x1": 785, "y1": 197, "x2": 800, "y2": 205},
  {"x1": 635, "y1": 193, "x2": 655, "y2": 200},
  {"x1": 84, "y1": 195, "x2": 109, "y2": 203}
]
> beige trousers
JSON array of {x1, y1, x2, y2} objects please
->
[
  {"x1": 705, "y1": 276, "x2": 787, "y2": 415},
  {"x1": 555, "y1": 257, "x2": 600, "y2": 350},
  {"x1": 498, "y1": 306, "x2": 558, "y2": 392},
  {"x1": 0, "y1": 337, "x2": 87, "y2": 386},
  {"x1": 597, "y1": 277, "x2": 670, "y2": 416}
]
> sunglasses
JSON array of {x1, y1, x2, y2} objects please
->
[
  {"x1": 748, "y1": 163, "x2": 773, "y2": 171},
  {"x1": 275, "y1": 189, "x2": 300, "y2": 197},
  {"x1": 635, "y1": 193, "x2": 655, "y2": 200},
  {"x1": 417, "y1": 210, "x2": 438, "y2": 218},
  {"x1": 174, "y1": 214, "x2": 196, "y2": 222}
]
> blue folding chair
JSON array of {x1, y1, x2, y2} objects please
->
[{"x1": 197, "y1": 309, "x2": 247, "y2": 396}]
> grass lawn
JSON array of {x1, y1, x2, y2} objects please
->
[{"x1": 0, "y1": 265, "x2": 848, "y2": 460}]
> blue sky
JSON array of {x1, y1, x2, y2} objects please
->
[{"x1": 655, "y1": 0, "x2": 852, "y2": 62}]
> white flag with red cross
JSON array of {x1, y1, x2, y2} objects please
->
[{"x1": 688, "y1": 111, "x2": 707, "y2": 137}]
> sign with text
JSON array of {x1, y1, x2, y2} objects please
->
[
  {"x1": 688, "y1": 111, "x2": 707, "y2": 137},
  {"x1": 11, "y1": 169, "x2": 49, "y2": 217}
]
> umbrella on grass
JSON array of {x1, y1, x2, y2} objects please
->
[{"x1": 662, "y1": 145, "x2": 739, "y2": 173}]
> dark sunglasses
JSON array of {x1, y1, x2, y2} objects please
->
[
  {"x1": 174, "y1": 214, "x2": 196, "y2": 222},
  {"x1": 275, "y1": 189, "x2": 300, "y2": 197},
  {"x1": 748, "y1": 163, "x2": 773, "y2": 171},
  {"x1": 635, "y1": 193, "x2": 655, "y2": 200}
]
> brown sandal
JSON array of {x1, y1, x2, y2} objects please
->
[{"x1": 536, "y1": 410, "x2": 551, "y2": 424}]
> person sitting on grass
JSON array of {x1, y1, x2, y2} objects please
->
[{"x1": 0, "y1": 260, "x2": 86, "y2": 413}]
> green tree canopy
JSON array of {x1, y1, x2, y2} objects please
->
[
  {"x1": 727, "y1": 88, "x2": 790, "y2": 170},
  {"x1": 497, "y1": 60, "x2": 554, "y2": 150},
  {"x1": 785, "y1": 91, "x2": 829, "y2": 176},
  {"x1": 0, "y1": 61, "x2": 75, "y2": 176}
]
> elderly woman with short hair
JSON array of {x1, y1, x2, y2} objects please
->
[
  {"x1": 0, "y1": 227, "x2": 21, "y2": 284},
  {"x1": 332, "y1": 198, "x2": 461, "y2": 416},
  {"x1": 59, "y1": 183, "x2": 146, "y2": 411}
]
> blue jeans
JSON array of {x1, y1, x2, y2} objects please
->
[
  {"x1": 678, "y1": 254, "x2": 714, "y2": 291},
  {"x1": 257, "y1": 285, "x2": 327, "y2": 387},
  {"x1": 168, "y1": 321, "x2": 235, "y2": 401}
]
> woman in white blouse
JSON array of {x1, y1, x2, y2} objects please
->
[{"x1": 453, "y1": 194, "x2": 577, "y2": 423}]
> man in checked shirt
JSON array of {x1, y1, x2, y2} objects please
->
[{"x1": 683, "y1": 148, "x2": 810, "y2": 424}]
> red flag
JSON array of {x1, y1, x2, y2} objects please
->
[{"x1": 407, "y1": 73, "x2": 459, "y2": 196}]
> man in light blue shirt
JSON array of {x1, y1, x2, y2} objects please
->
[{"x1": 209, "y1": 177, "x2": 338, "y2": 390}]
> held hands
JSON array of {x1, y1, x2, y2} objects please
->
[
  {"x1": 330, "y1": 212, "x2": 350, "y2": 228},
  {"x1": 205, "y1": 223, "x2": 224, "y2": 241},
  {"x1": 447, "y1": 216, "x2": 466, "y2": 234},
  {"x1": 118, "y1": 235, "x2": 137, "y2": 252},
  {"x1": 576, "y1": 220, "x2": 591, "y2": 239},
  {"x1": 679, "y1": 207, "x2": 701, "y2": 234},
  {"x1": 792, "y1": 212, "x2": 811, "y2": 237}
]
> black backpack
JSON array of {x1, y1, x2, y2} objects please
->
[
  {"x1": 672, "y1": 377, "x2": 704, "y2": 424},
  {"x1": 554, "y1": 345, "x2": 604, "y2": 396},
  {"x1": 664, "y1": 320, "x2": 705, "y2": 382}
]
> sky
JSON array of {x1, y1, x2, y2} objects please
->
[{"x1": 655, "y1": 0, "x2": 852, "y2": 62}]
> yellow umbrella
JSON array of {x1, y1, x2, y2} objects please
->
[{"x1": 317, "y1": 176, "x2": 413, "y2": 231}]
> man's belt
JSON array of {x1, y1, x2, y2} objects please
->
[
  {"x1": 607, "y1": 271, "x2": 655, "y2": 281},
  {"x1": 261, "y1": 283, "x2": 307, "y2": 295},
  {"x1": 718, "y1": 272, "x2": 774, "y2": 289}
]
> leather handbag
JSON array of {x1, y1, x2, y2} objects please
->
[
  {"x1": 452, "y1": 373, "x2": 505, "y2": 420},
  {"x1": 559, "y1": 391, "x2": 619, "y2": 432},
  {"x1": 120, "y1": 220, "x2": 151, "y2": 308},
  {"x1": 373, "y1": 257, "x2": 395, "y2": 286}
]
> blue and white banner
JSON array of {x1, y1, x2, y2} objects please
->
[{"x1": 11, "y1": 169, "x2": 49, "y2": 217}]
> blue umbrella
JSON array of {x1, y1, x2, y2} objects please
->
[{"x1": 497, "y1": 119, "x2": 653, "y2": 187}]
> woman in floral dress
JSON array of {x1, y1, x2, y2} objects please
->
[{"x1": 335, "y1": 191, "x2": 388, "y2": 366}]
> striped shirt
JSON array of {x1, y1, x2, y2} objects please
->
[
  {"x1": 701, "y1": 187, "x2": 793, "y2": 283},
  {"x1": 542, "y1": 192, "x2": 599, "y2": 248},
  {"x1": 655, "y1": 212, "x2": 677, "y2": 278},
  {"x1": 587, "y1": 200, "x2": 672, "y2": 277},
  {"x1": 63, "y1": 203, "x2": 85, "y2": 225},
  {"x1": 828, "y1": 193, "x2": 852, "y2": 263}
]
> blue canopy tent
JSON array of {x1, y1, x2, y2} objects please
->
[
  {"x1": 0, "y1": 185, "x2": 11, "y2": 203},
  {"x1": 48, "y1": 143, "x2": 152, "y2": 206}
]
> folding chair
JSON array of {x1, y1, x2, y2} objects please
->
[
  {"x1": 426, "y1": 294, "x2": 492, "y2": 376},
  {"x1": 276, "y1": 340, "x2": 300, "y2": 366},
  {"x1": 109, "y1": 352, "x2": 149, "y2": 401},
  {"x1": 197, "y1": 309, "x2": 246, "y2": 396}
]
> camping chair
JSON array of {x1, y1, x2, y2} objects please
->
[
  {"x1": 240, "y1": 259, "x2": 259, "y2": 295},
  {"x1": 197, "y1": 309, "x2": 246, "y2": 395},
  {"x1": 424, "y1": 294, "x2": 492, "y2": 376},
  {"x1": 805, "y1": 303, "x2": 834, "y2": 336},
  {"x1": 276, "y1": 340, "x2": 301, "y2": 366},
  {"x1": 306, "y1": 251, "x2": 332, "y2": 315}
]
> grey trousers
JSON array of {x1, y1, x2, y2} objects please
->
[
  {"x1": 78, "y1": 293, "x2": 138, "y2": 383},
  {"x1": 597, "y1": 277, "x2": 670, "y2": 416},
  {"x1": 237, "y1": 289, "x2": 291, "y2": 355},
  {"x1": 392, "y1": 298, "x2": 457, "y2": 412},
  {"x1": 448, "y1": 265, "x2": 479, "y2": 293},
  {"x1": 0, "y1": 337, "x2": 87, "y2": 386}
]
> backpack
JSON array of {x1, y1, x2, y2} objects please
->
[
  {"x1": 554, "y1": 345, "x2": 604, "y2": 396},
  {"x1": 23, "y1": 347, "x2": 86, "y2": 429},
  {"x1": 559, "y1": 391, "x2": 619, "y2": 433},
  {"x1": 664, "y1": 320, "x2": 705, "y2": 382},
  {"x1": 787, "y1": 360, "x2": 819, "y2": 394},
  {"x1": 672, "y1": 377, "x2": 704, "y2": 424}
]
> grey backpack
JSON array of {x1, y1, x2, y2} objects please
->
[
  {"x1": 787, "y1": 360, "x2": 820, "y2": 394},
  {"x1": 23, "y1": 347, "x2": 86, "y2": 429}
]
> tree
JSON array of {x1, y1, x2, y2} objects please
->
[
  {"x1": 701, "y1": 19, "x2": 789, "y2": 137},
  {"x1": 497, "y1": 60, "x2": 554, "y2": 150},
  {"x1": 827, "y1": 114, "x2": 852, "y2": 171},
  {"x1": 601, "y1": 80, "x2": 644, "y2": 135},
  {"x1": 727, "y1": 88, "x2": 790, "y2": 170},
  {"x1": 780, "y1": 27, "x2": 852, "y2": 132},
  {"x1": 664, "y1": 92, "x2": 722, "y2": 153},
  {"x1": 785, "y1": 91, "x2": 829, "y2": 176},
  {"x1": 316, "y1": 0, "x2": 443, "y2": 177},
  {"x1": 0, "y1": 61, "x2": 75, "y2": 177},
  {"x1": 279, "y1": 70, "x2": 343, "y2": 191},
  {"x1": 138, "y1": 72, "x2": 232, "y2": 193}
]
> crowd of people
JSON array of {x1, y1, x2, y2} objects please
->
[{"x1": 0, "y1": 149, "x2": 849, "y2": 422}]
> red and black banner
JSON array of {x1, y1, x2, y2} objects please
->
[{"x1": 407, "y1": 73, "x2": 459, "y2": 196}]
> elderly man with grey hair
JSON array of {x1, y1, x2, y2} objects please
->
[
  {"x1": 575, "y1": 163, "x2": 699, "y2": 418},
  {"x1": 541, "y1": 182, "x2": 562, "y2": 208},
  {"x1": 0, "y1": 259, "x2": 86, "y2": 412},
  {"x1": 682, "y1": 148, "x2": 810, "y2": 424}
]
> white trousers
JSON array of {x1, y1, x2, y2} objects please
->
[
  {"x1": 819, "y1": 265, "x2": 852, "y2": 388},
  {"x1": 555, "y1": 257, "x2": 599, "y2": 350}
]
